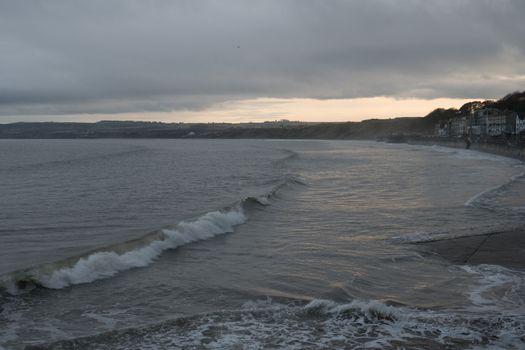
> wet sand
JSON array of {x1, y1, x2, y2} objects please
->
[{"x1": 417, "y1": 229, "x2": 525, "y2": 270}]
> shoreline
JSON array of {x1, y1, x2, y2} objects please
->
[
  {"x1": 401, "y1": 136, "x2": 525, "y2": 162},
  {"x1": 401, "y1": 140, "x2": 525, "y2": 269}
]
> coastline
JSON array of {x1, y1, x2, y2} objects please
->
[
  {"x1": 401, "y1": 139, "x2": 525, "y2": 270},
  {"x1": 400, "y1": 136, "x2": 525, "y2": 161}
]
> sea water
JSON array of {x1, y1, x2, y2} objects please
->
[{"x1": 1, "y1": 139, "x2": 524, "y2": 349}]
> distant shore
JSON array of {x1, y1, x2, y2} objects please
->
[
  {"x1": 2, "y1": 121, "x2": 524, "y2": 162},
  {"x1": 392, "y1": 135, "x2": 525, "y2": 162},
  {"x1": 0, "y1": 118, "x2": 431, "y2": 140}
]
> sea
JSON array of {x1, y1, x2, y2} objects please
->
[{"x1": 1, "y1": 139, "x2": 525, "y2": 349}]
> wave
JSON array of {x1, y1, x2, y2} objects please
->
[
  {"x1": 39, "y1": 206, "x2": 245, "y2": 289},
  {"x1": 279, "y1": 149, "x2": 299, "y2": 162},
  {"x1": 461, "y1": 264, "x2": 525, "y2": 310},
  {"x1": 465, "y1": 171, "x2": 525, "y2": 210},
  {"x1": 27, "y1": 292, "x2": 525, "y2": 350},
  {"x1": 2, "y1": 176, "x2": 305, "y2": 293},
  {"x1": 3, "y1": 206, "x2": 245, "y2": 292}
]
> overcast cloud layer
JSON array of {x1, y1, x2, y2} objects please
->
[{"x1": 1, "y1": 0, "x2": 524, "y2": 117}]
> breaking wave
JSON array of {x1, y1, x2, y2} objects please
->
[
  {"x1": 1, "y1": 176, "x2": 305, "y2": 293},
  {"x1": 10, "y1": 206, "x2": 245, "y2": 291}
]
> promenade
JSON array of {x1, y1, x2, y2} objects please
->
[{"x1": 419, "y1": 229, "x2": 525, "y2": 269}]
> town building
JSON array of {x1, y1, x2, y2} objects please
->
[
  {"x1": 434, "y1": 107, "x2": 523, "y2": 138},
  {"x1": 505, "y1": 111, "x2": 518, "y2": 134},
  {"x1": 434, "y1": 121, "x2": 449, "y2": 137},
  {"x1": 486, "y1": 113, "x2": 506, "y2": 135},
  {"x1": 472, "y1": 108, "x2": 514, "y2": 136},
  {"x1": 517, "y1": 112, "x2": 525, "y2": 134},
  {"x1": 470, "y1": 109, "x2": 486, "y2": 135},
  {"x1": 450, "y1": 116, "x2": 467, "y2": 136}
]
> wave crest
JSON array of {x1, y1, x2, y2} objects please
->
[
  {"x1": 33, "y1": 206, "x2": 246, "y2": 289},
  {"x1": 1, "y1": 175, "x2": 305, "y2": 293}
]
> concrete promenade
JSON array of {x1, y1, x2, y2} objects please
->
[{"x1": 418, "y1": 229, "x2": 525, "y2": 269}]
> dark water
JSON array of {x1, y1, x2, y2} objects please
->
[{"x1": 1, "y1": 139, "x2": 524, "y2": 349}]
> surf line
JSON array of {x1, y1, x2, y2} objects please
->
[
  {"x1": 8, "y1": 205, "x2": 247, "y2": 291},
  {"x1": 464, "y1": 171, "x2": 525, "y2": 208}
]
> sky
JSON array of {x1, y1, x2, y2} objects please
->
[{"x1": 1, "y1": 0, "x2": 524, "y2": 123}]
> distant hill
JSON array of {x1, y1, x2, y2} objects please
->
[
  {"x1": 1, "y1": 91, "x2": 523, "y2": 139},
  {"x1": 0, "y1": 118, "x2": 429, "y2": 139},
  {"x1": 420, "y1": 108, "x2": 458, "y2": 129}
]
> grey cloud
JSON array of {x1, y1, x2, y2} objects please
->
[{"x1": 0, "y1": 0, "x2": 524, "y2": 117}]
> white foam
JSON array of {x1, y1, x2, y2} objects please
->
[
  {"x1": 0, "y1": 305, "x2": 22, "y2": 350},
  {"x1": 81, "y1": 308, "x2": 127, "y2": 329},
  {"x1": 29, "y1": 297, "x2": 525, "y2": 349},
  {"x1": 304, "y1": 298, "x2": 402, "y2": 320},
  {"x1": 32, "y1": 206, "x2": 246, "y2": 289},
  {"x1": 461, "y1": 264, "x2": 525, "y2": 310},
  {"x1": 254, "y1": 195, "x2": 270, "y2": 205}
]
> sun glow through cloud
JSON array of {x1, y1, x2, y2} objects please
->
[{"x1": 4, "y1": 97, "x2": 475, "y2": 123}]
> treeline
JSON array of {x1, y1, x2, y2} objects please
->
[{"x1": 424, "y1": 91, "x2": 525, "y2": 127}]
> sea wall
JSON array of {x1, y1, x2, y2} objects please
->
[
  {"x1": 471, "y1": 142, "x2": 525, "y2": 161},
  {"x1": 406, "y1": 137, "x2": 525, "y2": 161}
]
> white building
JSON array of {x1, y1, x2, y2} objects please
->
[{"x1": 517, "y1": 113, "x2": 525, "y2": 134}]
